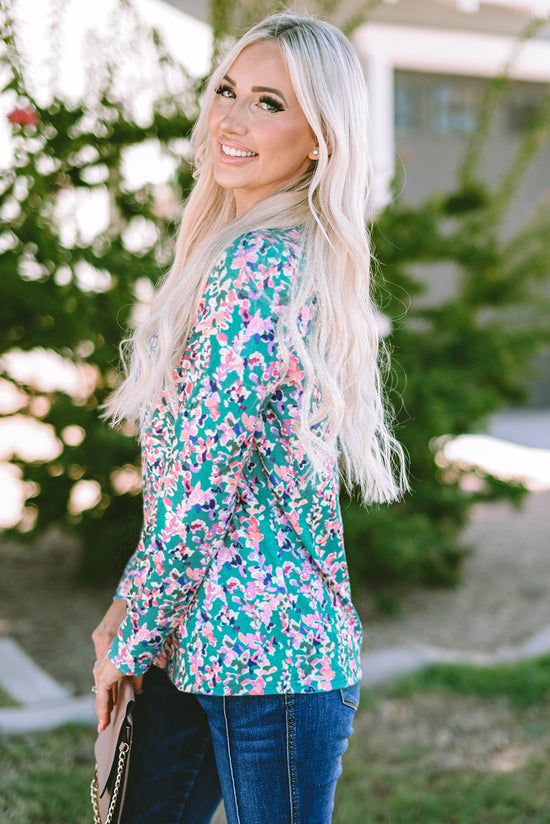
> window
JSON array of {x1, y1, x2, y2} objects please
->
[
  {"x1": 430, "y1": 83, "x2": 481, "y2": 135},
  {"x1": 395, "y1": 84, "x2": 421, "y2": 134}
]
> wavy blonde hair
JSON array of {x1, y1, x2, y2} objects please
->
[{"x1": 105, "y1": 12, "x2": 408, "y2": 504}]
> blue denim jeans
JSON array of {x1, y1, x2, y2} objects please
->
[{"x1": 120, "y1": 666, "x2": 359, "y2": 824}]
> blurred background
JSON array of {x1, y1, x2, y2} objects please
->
[{"x1": 1, "y1": 1, "x2": 550, "y2": 822}]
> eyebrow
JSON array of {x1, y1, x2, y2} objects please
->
[{"x1": 223, "y1": 74, "x2": 287, "y2": 105}]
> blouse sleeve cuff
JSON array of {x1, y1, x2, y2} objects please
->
[
  {"x1": 115, "y1": 553, "x2": 141, "y2": 600},
  {"x1": 107, "y1": 615, "x2": 156, "y2": 676},
  {"x1": 114, "y1": 579, "x2": 132, "y2": 601}
]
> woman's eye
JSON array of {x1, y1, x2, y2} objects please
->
[
  {"x1": 215, "y1": 84, "x2": 235, "y2": 99},
  {"x1": 259, "y1": 95, "x2": 284, "y2": 113}
]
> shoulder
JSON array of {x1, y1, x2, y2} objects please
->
[
  {"x1": 235, "y1": 227, "x2": 303, "y2": 256},
  {"x1": 221, "y1": 228, "x2": 304, "y2": 281},
  {"x1": 206, "y1": 228, "x2": 304, "y2": 308},
  {"x1": 198, "y1": 229, "x2": 303, "y2": 323}
]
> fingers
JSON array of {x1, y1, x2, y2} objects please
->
[
  {"x1": 93, "y1": 655, "x2": 125, "y2": 732},
  {"x1": 91, "y1": 602, "x2": 130, "y2": 727},
  {"x1": 94, "y1": 684, "x2": 114, "y2": 732}
]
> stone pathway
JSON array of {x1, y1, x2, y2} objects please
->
[
  {"x1": 0, "y1": 636, "x2": 95, "y2": 734},
  {"x1": 363, "y1": 622, "x2": 550, "y2": 685}
]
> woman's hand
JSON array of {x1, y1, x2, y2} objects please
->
[
  {"x1": 92, "y1": 599, "x2": 128, "y2": 660},
  {"x1": 92, "y1": 654, "x2": 126, "y2": 732},
  {"x1": 92, "y1": 599, "x2": 144, "y2": 730}
]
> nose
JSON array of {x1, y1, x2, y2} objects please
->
[{"x1": 220, "y1": 99, "x2": 248, "y2": 136}]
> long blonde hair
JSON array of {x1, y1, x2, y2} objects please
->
[{"x1": 105, "y1": 12, "x2": 408, "y2": 504}]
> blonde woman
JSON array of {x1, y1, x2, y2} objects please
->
[{"x1": 92, "y1": 12, "x2": 407, "y2": 824}]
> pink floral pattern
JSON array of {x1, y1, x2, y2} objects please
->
[{"x1": 110, "y1": 229, "x2": 362, "y2": 695}]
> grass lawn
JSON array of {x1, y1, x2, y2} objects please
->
[
  {"x1": 333, "y1": 656, "x2": 550, "y2": 823},
  {"x1": 0, "y1": 725, "x2": 96, "y2": 824},
  {"x1": 0, "y1": 687, "x2": 18, "y2": 708},
  {"x1": 334, "y1": 757, "x2": 550, "y2": 824},
  {"x1": 2, "y1": 656, "x2": 550, "y2": 823}
]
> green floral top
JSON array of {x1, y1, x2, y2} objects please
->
[{"x1": 109, "y1": 228, "x2": 363, "y2": 695}]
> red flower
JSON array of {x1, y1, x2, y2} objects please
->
[{"x1": 7, "y1": 107, "x2": 39, "y2": 127}]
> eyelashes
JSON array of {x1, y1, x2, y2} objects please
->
[
  {"x1": 215, "y1": 83, "x2": 235, "y2": 99},
  {"x1": 214, "y1": 84, "x2": 284, "y2": 113},
  {"x1": 259, "y1": 95, "x2": 284, "y2": 113}
]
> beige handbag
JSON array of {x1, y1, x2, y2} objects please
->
[{"x1": 90, "y1": 678, "x2": 135, "y2": 824}]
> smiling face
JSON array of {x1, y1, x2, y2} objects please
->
[{"x1": 207, "y1": 41, "x2": 318, "y2": 216}]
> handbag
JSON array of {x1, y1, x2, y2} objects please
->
[{"x1": 90, "y1": 678, "x2": 135, "y2": 824}]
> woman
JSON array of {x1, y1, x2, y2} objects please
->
[{"x1": 92, "y1": 11, "x2": 407, "y2": 824}]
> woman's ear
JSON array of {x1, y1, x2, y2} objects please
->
[{"x1": 308, "y1": 140, "x2": 332, "y2": 160}]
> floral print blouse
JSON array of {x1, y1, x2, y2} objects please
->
[{"x1": 109, "y1": 228, "x2": 363, "y2": 695}]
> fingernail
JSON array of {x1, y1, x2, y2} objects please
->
[{"x1": 97, "y1": 721, "x2": 105, "y2": 733}]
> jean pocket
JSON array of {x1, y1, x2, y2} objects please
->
[{"x1": 339, "y1": 683, "x2": 360, "y2": 711}]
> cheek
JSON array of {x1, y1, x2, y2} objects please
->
[
  {"x1": 286, "y1": 115, "x2": 314, "y2": 149},
  {"x1": 267, "y1": 121, "x2": 311, "y2": 160},
  {"x1": 284, "y1": 127, "x2": 314, "y2": 167}
]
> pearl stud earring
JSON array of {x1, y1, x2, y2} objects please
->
[{"x1": 312, "y1": 148, "x2": 319, "y2": 156}]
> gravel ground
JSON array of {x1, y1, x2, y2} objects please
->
[
  {"x1": 361, "y1": 489, "x2": 550, "y2": 655},
  {"x1": 0, "y1": 531, "x2": 112, "y2": 696},
  {"x1": 354, "y1": 691, "x2": 550, "y2": 773},
  {"x1": 0, "y1": 489, "x2": 549, "y2": 696}
]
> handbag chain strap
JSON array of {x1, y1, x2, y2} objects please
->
[{"x1": 90, "y1": 741, "x2": 130, "y2": 824}]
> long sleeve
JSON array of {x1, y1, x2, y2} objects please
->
[
  {"x1": 109, "y1": 232, "x2": 300, "y2": 674},
  {"x1": 115, "y1": 547, "x2": 141, "y2": 601}
]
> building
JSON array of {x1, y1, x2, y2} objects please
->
[
  {"x1": 164, "y1": 0, "x2": 550, "y2": 402},
  {"x1": 355, "y1": 1, "x2": 550, "y2": 211}
]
